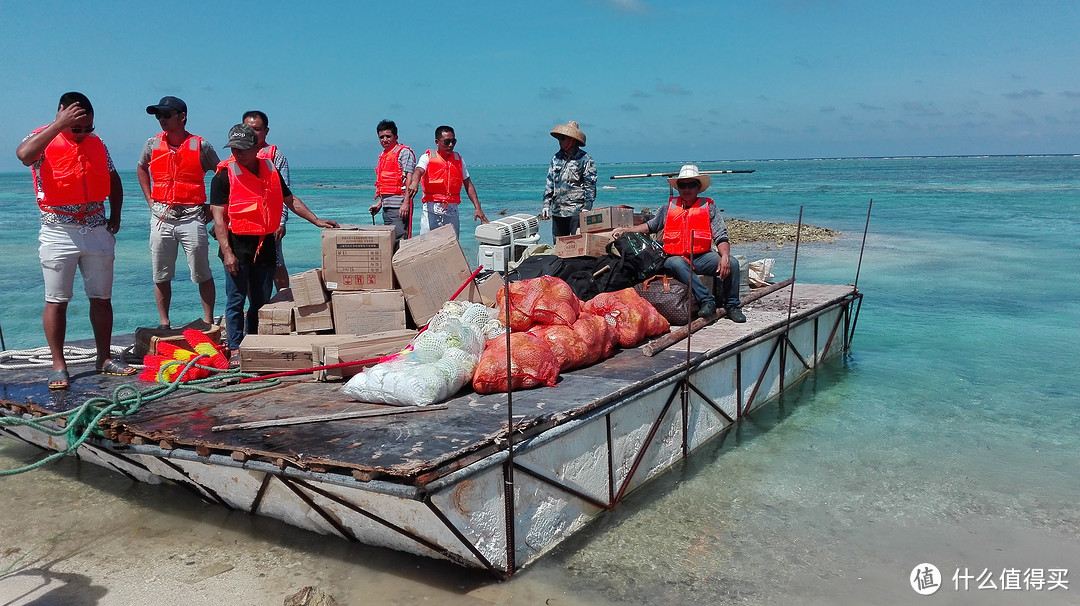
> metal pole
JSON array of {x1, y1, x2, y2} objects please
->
[
  {"x1": 853, "y1": 199, "x2": 873, "y2": 291},
  {"x1": 784, "y1": 207, "x2": 804, "y2": 330},
  {"x1": 501, "y1": 270, "x2": 516, "y2": 574}
]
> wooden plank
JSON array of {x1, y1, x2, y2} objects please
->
[{"x1": 211, "y1": 404, "x2": 448, "y2": 432}]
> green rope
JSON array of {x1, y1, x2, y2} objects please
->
[{"x1": 1, "y1": 355, "x2": 281, "y2": 476}]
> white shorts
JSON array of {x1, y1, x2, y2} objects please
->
[
  {"x1": 420, "y1": 202, "x2": 460, "y2": 237},
  {"x1": 150, "y1": 214, "x2": 213, "y2": 283},
  {"x1": 39, "y1": 224, "x2": 115, "y2": 302}
]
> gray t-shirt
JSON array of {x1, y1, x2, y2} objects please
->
[{"x1": 137, "y1": 133, "x2": 220, "y2": 221}]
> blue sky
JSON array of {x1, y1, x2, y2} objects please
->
[{"x1": 2, "y1": 0, "x2": 1077, "y2": 171}]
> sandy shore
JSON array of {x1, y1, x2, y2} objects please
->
[{"x1": 0, "y1": 439, "x2": 616, "y2": 606}]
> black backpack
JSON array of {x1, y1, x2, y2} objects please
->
[{"x1": 606, "y1": 232, "x2": 666, "y2": 284}]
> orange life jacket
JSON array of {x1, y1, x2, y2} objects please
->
[
  {"x1": 375, "y1": 143, "x2": 413, "y2": 196},
  {"x1": 662, "y1": 197, "x2": 714, "y2": 257},
  {"x1": 420, "y1": 150, "x2": 463, "y2": 203},
  {"x1": 256, "y1": 144, "x2": 277, "y2": 162},
  {"x1": 32, "y1": 128, "x2": 111, "y2": 219},
  {"x1": 148, "y1": 133, "x2": 207, "y2": 205},
  {"x1": 217, "y1": 157, "x2": 283, "y2": 236}
]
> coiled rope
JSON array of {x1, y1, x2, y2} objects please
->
[
  {"x1": 0, "y1": 344, "x2": 135, "y2": 370},
  {"x1": 1, "y1": 354, "x2": 280, "y2": 476}
]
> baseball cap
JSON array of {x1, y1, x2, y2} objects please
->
[
  {"x1": 225, "y1": 123, "x2": 258, "y2": 150},
  {"x1": 145, "y1": 96, "x2": 187, "y2": 115}
]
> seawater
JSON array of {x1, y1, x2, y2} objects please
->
[{"x1": 2, "y1": 156, "x2": 1079, "y2": 604}]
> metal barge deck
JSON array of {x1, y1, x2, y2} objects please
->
[{"x1": 0, "y1": 282, "x2": 861, "y2": 577}]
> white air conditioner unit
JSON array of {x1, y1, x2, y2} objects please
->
[{"x1": 474, "y1": 213, "x2": 539, "y2": 246}]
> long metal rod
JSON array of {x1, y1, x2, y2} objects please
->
[
  {"x1": 854, "y1": 199, "x2": 873, "y2": 291},
  {"x1": 610, "y1": 169, "x2": 755, "y2": 179},
  {"x1": 501, "y1": 269, "x2": 516, "y2": 574},
  {"x1": 784, "y1": 206, "x2": 804, "y2": 330}
]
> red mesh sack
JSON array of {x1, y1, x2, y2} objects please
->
[
  {"x1": 572, "y1": 313, "x2": 618, "y2": 365},
  {"x1": 581, "y1": 288, "x2": 670, "y2": 348},
  {"x1": 496, "y1": 276, "x2": 580, "y2": 331},
  {"x1": 529, "y1": 324, "x2": 589, "y2": 371},
  {"x1": 473, "y1": 332, "x2": 561, "y2": 394}
]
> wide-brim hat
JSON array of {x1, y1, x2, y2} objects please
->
[
  {"x1": 667, "y1": 164, "x2": 710, "y2": 193},
  {"x1": 550, "y1": 121, "x2": 586, "y2": 146}
]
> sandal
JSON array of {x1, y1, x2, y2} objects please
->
[
  {"x1": 228, "y1": 350, "x2": 241, "y2": 370},
  {"x1": 97, "y1": 359, "x2": 137, "y2": 376},
  {"x1": 48, "y1": 368, "x2": 70, "y2": 390}
]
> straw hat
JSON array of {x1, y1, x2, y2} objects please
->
[
  {"x1": 550, "y1": 121, "x2": 586, "y2": 146},
  {"x1": 666, "y1": 164, "x2": 710, "y2": 193}
]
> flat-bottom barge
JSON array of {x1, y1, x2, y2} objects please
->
[{"x1": 0, "y1": 282, "x2": 860, "y2": 577}]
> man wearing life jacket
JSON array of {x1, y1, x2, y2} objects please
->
[
  {"x1": 136, "y1": 96, "x2": 221, "y2": 329},
  {"x1": 368, "y1": 119, "x2": 417, "y2": 244},
  {"x1": 612, "y1": 164, "x2": 745, "y2": 323},
  {"x1": 209, "y1": 124, "x2": 340, "y2": 359},
  {"x1": 408, "y1": 125, "x2": 488, "y2": 237},
  {"x1": 15, "y1": 91, "x2": 135, "y2": 389},
  {"x1": 243, "y1": 110, "x2": 292, "y2": 292}
]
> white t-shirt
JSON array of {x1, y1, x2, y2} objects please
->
[{"x1": 415, "y1": 150, "x2": 470, "y2": 180}]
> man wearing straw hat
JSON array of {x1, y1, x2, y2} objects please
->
[
  {"x1": 540, "y1": 120, "x2": 596, "y2": 238},
  {"x1": 612, "y1": 164, "x2": 745, "y2": 322}
]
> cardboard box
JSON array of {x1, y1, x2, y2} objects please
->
[
  {"x1": 392, "y1": 225, "x2": 481, "y2": 325},
  {"x1": 553, "y1": 230, "x2": 615, "y2": 258},
  {"x1": 289, "y1": 269, "x2": 327, "y2": 306},
  {"x1": 257, "y1": 302, "x2": 295, "y2": 335},
  {"x1": 294, "y1": 302, "x2": 334, "y2": 333},
  {"x1": 321, "y1": 226, "x2": 395, "y2": 291},
  {"x1": 312, "y1": 329, "x2": 417, "y2": 381},
  {"x1": 579, "y1": 206, "x2": 634, "y2": 233},
  {"x1": 133, "y1": 321, "x2": 222, "y2": 358},
  {"x1": 237, "y1": 334, "x2": 356, "y2": 372},
  {"x1": 463, "y1": 271, "x2": 504, "y2": 307},
  {"x1": 331, "y1": 290, "x2": 406, "y2": 336}
]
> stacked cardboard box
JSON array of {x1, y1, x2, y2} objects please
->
[
  {"x1": 392, "y1": 225, "x2": 484, "y2": 326},
  {"x1": 553, "y1": 230, "x2": 616, "y2": 258},
  {"x1": 321, "y1": 225, "x2": 395, "y2": 290},
  {"x1": 579, "y1": 206, "x2": 634, "y2": 233},
  {"x1": 331, "y1": 290, "x2": 406, "y2": 336}
]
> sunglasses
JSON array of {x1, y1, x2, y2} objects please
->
[
  {"x1": 440, "y1": 138, "x2": 457, "y2": 145},
  {"x1": 157, "y1": 111, "x2": 176, "y2": 119},
  {"x1": 676, "y1": 181, "x2": 700, "y2": 189},
  {"x1": 69, "y1": 125, "x2": 95, "y2": 134}
]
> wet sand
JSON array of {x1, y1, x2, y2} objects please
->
[
  {"x1": 0, "y1": 438, "x2": 617, "y2": 606},
  {"x1": 5, "y1": 429, "x2": 1078, "y2": 606}
]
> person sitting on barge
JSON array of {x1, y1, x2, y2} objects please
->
[{"x1": 612, "y1": 164, "x2": 745, "y2": 322}]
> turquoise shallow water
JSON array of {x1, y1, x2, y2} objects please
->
[{"x1": 2, "y1": 156, "x2": 1078, "y2": 603}]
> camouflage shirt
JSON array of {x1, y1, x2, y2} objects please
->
[{"x1": 542, "y1": 148, "x2": 597, "y2": 218}]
